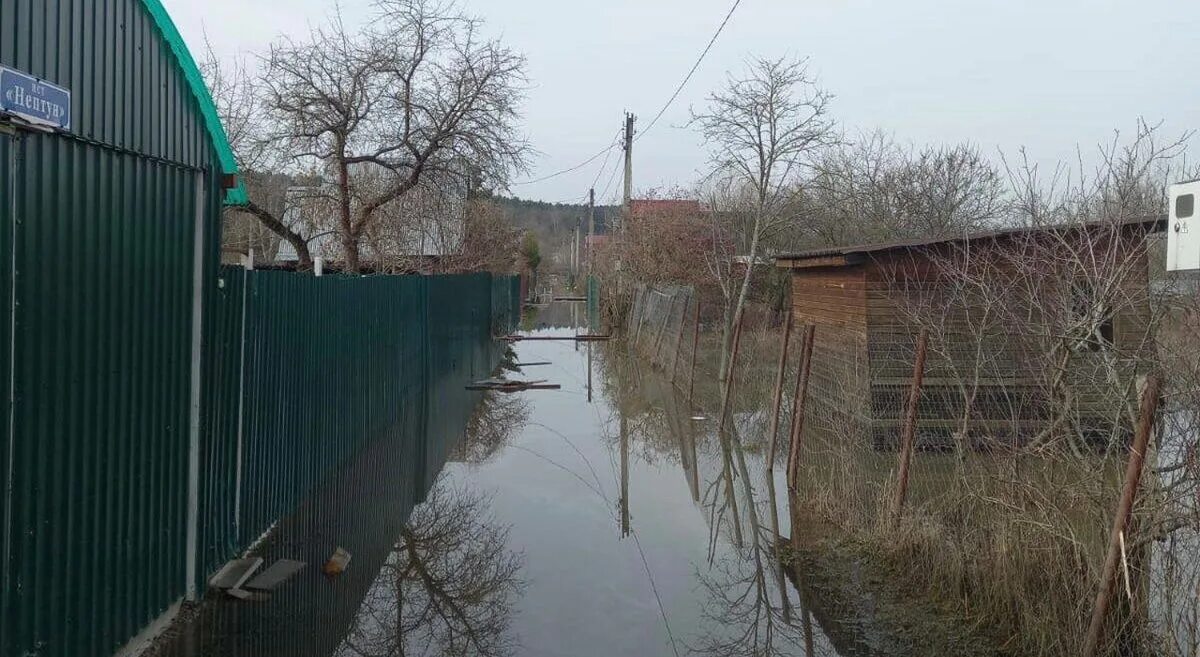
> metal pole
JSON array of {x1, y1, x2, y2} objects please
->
[
  {"x1": 620, "y1": 410, "x2": 630, "y2": 538},
  {"x1": 687, "y1": 300, "x2": 701, "y2": 409},
  {"x1": 786, "y1": 325, "x2": 816, "y2": 490},
  {"x1": 1082, "y1": 373, "x2": 1162, "y2": 657},
  {"x1": 670, "y1": 293, "x2": 691, "y2": 384},
  {"x1": 588, "y1": 188, "x2": 595, "y2": 276},
  {"x1": 766, "y1": 310, "x2": 795, "y2": 468},
  {"x1": 634, "y1": 287, "x2": 651, "y2": 346},
  {"x1": 184, "y1": 172, "x2": 208, "y2": 599},
  {"x1": 890, "y1": 328, "x2": 929, "y2": 524},
  {"x1": 653, "y1": 290, "x2": 677, "y2": 365}
]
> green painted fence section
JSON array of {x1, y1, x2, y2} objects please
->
[
  {"x1": 169, "y1": 271, "x2": 520, "y2": 656},
  {"x1": 0, "y1": 136, "x2": 213, "y2": 657},
  {"x1": 197, "y1": 269, "x2": 521, "y2": 592},
  {"x1": 588, "y1": 275, "x2": 601, "y2": 332}
]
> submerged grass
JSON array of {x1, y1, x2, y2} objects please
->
[{"x1": 793, "y1": 430, "x2": 1146, "y2": 657}]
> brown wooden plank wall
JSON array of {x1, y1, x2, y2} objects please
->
[{"x1": 789, "y1": 266, "x2": 871, "y2": 438}]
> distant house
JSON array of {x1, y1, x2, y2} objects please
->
[
  {"x1": 275, "y1": 185, "x2": 340, "y2": 263},
  {"x1": 629, "y1": 199, "x2": 704, "y2": 219},
  {"x1": 775, "y1": 218, "x2": 1162, "y2": 449}
]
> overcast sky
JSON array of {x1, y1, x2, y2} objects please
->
[{"x1": 164, "y1": 0, "x2": 1198, "y2": 205}]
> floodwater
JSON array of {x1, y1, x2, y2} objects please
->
[
  {"x1": 333, "y1": 301, "x2": 865, "y2": 657},
  {"x1": 157, "y1": 301, "x2": 942, "y2": 657}
]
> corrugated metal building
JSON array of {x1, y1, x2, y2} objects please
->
[
  {"x1": 776, "y1": 218, "x2": 1160, "y2": 450},
  {"x1": 0, "y1": 1, "x2": 242, "y2": 655}
]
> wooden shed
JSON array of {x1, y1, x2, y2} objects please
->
[{"x1": 775, "y1": 218, "x2": 1162, "y2": 450}]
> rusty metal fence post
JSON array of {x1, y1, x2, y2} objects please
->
[
  {"x1": 1082, "y1": 373, "x2": 1162, "y2": 657},
  {"x1": 686, "y1": 300, "x2": 702, "y2": 408},
  {"x1": 766, "y1": 310, "x2": 795, "y2": 467},
  {"x1": 670, "y1": 293, "x2": 691, "y2": 383},
  {"x1": 890, "y1": 328, "x2": 929, "y2": 525},
  {"x1": 786, "y1": 325, "x2": 816, "y2": 491}
]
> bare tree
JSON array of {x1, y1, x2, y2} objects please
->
[
  {"x1": 798, "y1": 132, "x2": 1006, "y2": 250},
  {"x1": 338, "y1": 482, "x2": 525, "y2": 657},
  {"x1": 200, "y1": 41, "x2": 315, "y2": 263},
  {"x1": 691, "y1": 57, "x2": 836, "y2": 379},
  {"x1": 208, "y1": 0, "x2": 528, "y2": 273}
]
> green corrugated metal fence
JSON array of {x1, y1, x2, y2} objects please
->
[
  {"x1": 1, "y1": 1, "x2": 236, "y2": 654},
  {"x1": 168, "y1": 269, "x2": 520, "y2": 657},
  {"x1": 196, "y1": 269, "x2": 521, "y2": 595},
  {"x1": 588, "y1": 275, "x2": 601, "y2": 332},
  {"x1": 1, "y1": 135, "x2": 208, "y2": 657}
]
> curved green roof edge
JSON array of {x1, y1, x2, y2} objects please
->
[{"x1": 138, "y1": 0, "x2": 248, "y2": 206}]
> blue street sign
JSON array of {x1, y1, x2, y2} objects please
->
[{"x1": 0, "y1": 66, "x2": 71, "y2": 131}]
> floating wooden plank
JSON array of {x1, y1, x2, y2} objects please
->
[
  {"x1": 552, "y1": 296, "x2": 588, "y2": 302},
  {"x1": 209, "y1": 557, "x2": 264, "y2": 590},
  {"x1": 225, "y1": 587, "x2": 270, "y2": 602},
  {"x1": 244, "y1": 559, "x2": 306, "y2": 591},
  {"x1": 466, "y1": 378, "x2": 561, "y2": 393},
  {"x1": 501, "y1": 334, "x2": 612, "y2": 342},
  {"x1": 514, "y1": 361, "x2": 553, "y2": 367}
]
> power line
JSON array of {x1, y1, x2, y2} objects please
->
[
  {"x1": 636, "y1": 0, "x2": 743, "y2": 142},
  {"x1": 597, "y1": 152, "x2": 625, "y2": 204},
  {"x1": 589, "y1": 139, "x2": 619, "y2": 191},
  {"x1": 511, "y1": 0, "x2": 742, "y2": 198},
  {"x1": 510, "y1": 130, "x2": 621, "y2": 187}
]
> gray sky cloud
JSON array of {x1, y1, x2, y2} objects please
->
[{"x1": 165, "y1": 0, "x2": 1198, "y2": 204}]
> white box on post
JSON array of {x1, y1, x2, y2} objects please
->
[{"x1": 1168, "y1": 180, "x2": 1200, "y2": 272}]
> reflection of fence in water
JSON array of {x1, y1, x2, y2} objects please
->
[{"x1": 622, "y1": 275, "x2": 1180, "y2": 656}]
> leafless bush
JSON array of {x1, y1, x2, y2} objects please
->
[
  {"x1": 788, "y1": 122, "x2": 1199, "y2": 656},
  {"x1": 799, "y1": 131, "x2": 1007, "y2": 247}
]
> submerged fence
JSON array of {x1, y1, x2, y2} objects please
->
[
  {"x1": 199, "y1": 268, "x2": 520, "y2": 590},
  {"x1": 622, "y1": 258, "x2": 1196, "y2": 657},
  {"x1": 2, "y1": 268, "x2": 520, "y2": 657}
]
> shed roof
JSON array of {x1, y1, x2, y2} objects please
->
[
  {"x1": 775, "y1": 215, "x2": 1166, "y2": 269},
  {"x1": 629, "y1": 199, "x2": 703, "y2": 217},
  {"x1": 139, "y1": 0, "x2": 246, "y2": 205}
]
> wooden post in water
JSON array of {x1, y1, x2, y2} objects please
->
[
  {"x1": 889, "y1": 328, "x2": 929, "y2": 524},
  {"x1": 766, "y1": 310, "x2": 795, "y2": 467},
  {"x1": 653, "y1": 290, "x2": 677, "y2": 366},
  {"x1": 765, "y1": 310, "x2": 795, "y2": 621},
  {"x1": 1082, "y1": 373, "x2": 1161, "y2": 657},
  {"x1": 670, "y1": 294, "x2": 691, "y2": 383},
  {"x1": 786, "y1": 325, "x2": 816, "y2": 491},
  {"x1": 686, "y1": 301, "x2": 702, "y2": 408},
  {"x1": 627, "y1": 287, "x2": 641, "y2": 334},
  {"x1": 634, "y1": 287, "x2": 650, "y2": 348},
  {"x1": 620, "y1": 408, "x2": 631, "y2": 538},
  {"x1": 716, "y1": 308, "x2": 746, "y2": 433}
]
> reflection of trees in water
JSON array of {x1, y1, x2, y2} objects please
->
[
  {"x1": 599, "y1": 339, "x2": 822, "y2": 655},
  {"x1": 451, "y1": 347, "x2": 531, "y2": 466},
  {"x1": 453, "y1": 389, "x2": 531, "y2": 465},
  {"x1": 338, "y1": 484, "x2": 526, "y2": 657},
  {"x1": 692, "y1": 426, "x2": 814, "y2": 657}
]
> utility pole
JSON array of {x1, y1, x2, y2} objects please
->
[
  {"x1": 587, "y1": 187, "x2": 595, "y2": 274},
  {"x1": 622, "y1": 112, "x2": 636, "y2": 215}
]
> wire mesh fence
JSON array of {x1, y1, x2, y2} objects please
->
[{"x1": 620, "y1": 220, "x2": 1200, "y2": 656}]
